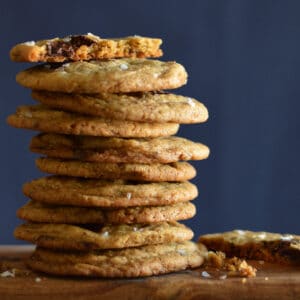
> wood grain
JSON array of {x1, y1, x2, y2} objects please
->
[{"x1": 0, "y1": 246, "x2": 299, "y2": 300}]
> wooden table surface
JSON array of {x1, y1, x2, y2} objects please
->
[{"x1": 0, "y1": 246, "x2": 299, "y2": 300}]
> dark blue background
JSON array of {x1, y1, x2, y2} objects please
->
[{"x1": 1, "y1": 0, "x2": 299, "y2": 244}]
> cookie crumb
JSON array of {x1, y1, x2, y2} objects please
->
[
  {"x1": 235, "y1": 260, "x2": 256, "y2": 277},
  {"x1": 35, "y1": 277, "x2": 42, "y2": 282},
  {"x1": 0, "y1": 269, "x2": 15, "y2": 278},
  {"x1": 206, "y1": 251, "x2": 225, "y2": 268},
  {"x1": 242, "y1": 278, "x2": 247, "y2": 284},
  {"x1": 219, "y1": 274, "x2": 227, "y2": 280},
  {"x1": 264, "y1": 277, "x2": 269, "y2": 281},
  {"x1": 205, "y1": 251, "x2": 257, "y2": 278},
  {"x1": 119, "y1": 63, "x2": 128, "y2": 70},
  {"x1": 44, "y1": 64, "x2": 51, "y2": 69},
  {"x1": 258, "y1": 260, "x2": 265, "y2": 265},
  {"x1": 201, "y1": 271, "x2": 211, "y2": 278}
]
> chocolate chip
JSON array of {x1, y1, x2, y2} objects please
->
[
  {"x1": 47, "y1": 40, "x2": 75, "y2": 57},
  {"x1": 46, "y1": 35, "x2": 95, "y2": 57},
  {"x1": 70, "y1": 35, "x2": 95, "y2": 47}
]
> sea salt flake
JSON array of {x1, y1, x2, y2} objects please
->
[
  {"x1": 126, "y1": 193, "x2": 132, "y2": 200},
  {"x1": 235, "y1": 230, "x2": 245, "y2": 235},
  {"x1": 102, "y1": 231, "x2": 109, "y2": 237},
  {"x1": 0, "y1": 270, "x2": 15, "y2": 278},
  {"x1": 219, "y1": 274, "x2": 227, "y2": 280},
  {"x1": 87, "y1": 32, "x2": 97, "y2": 37},
  {"x1": 35, "y1": 277, "x2": 42, "y2": 282},
  {"x1": 201, "y1": 271, "x2": 211, "y2": 278},
  {"x1": 187, "y1": 98, "x2": 195, "y2": 107},
  {"x1": 62, "y1": 36, "x2": 71, "y2": 42},
  {"x1": 133, "y1": 227, "x2": 138, "y2": 232},
  {"x1": 264, "y1": 277, "x2": 269, "y2": 281},
  {"x1": 281, "y1": 235, "x2": 293, "y2": 241},
  {"x1": 177, "y1": 249, "x2": 186, "y2": 256},
  {"x1": 119, "y1": 63, "x2": 128, "y2": 70},
  {"x1": 257, "y1": 233, "x2": 266, "y2": 239},
  {"x1": 23, "y1": 41, "x2": 35, "y2": 46},
  {"x1": 44, "y1": 64, "x2": 51, "y2": 69}
]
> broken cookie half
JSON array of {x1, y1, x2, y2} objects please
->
[
  {"x1": 199, "y1": 229, "x2": 300, "y2": 265},
  {"x1": 10, "y1": 33, "x2": 163, "y2": 62}
]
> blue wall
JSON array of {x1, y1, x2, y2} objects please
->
[{"x1": 1, "y1": 0, "x2": 299, "y2": 244}]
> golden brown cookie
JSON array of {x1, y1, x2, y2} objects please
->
[
  {"x1": 15, "y1": 222, "x2": 193, "y2": 250},
  {"x1": 31, "y1": 91, "x2": 208, "y2": 124},
  {"x1": 35, "y1": 158, "x2": 196, "y2": 182},
  {"x1": 28, "y1": 242, "x2": 204, "y2": 277},
  {"x1": 16, "y1": 59, "x2": 187, "y2": 93},
  {"x1": 30, "y1": 133, "x2": 210, "y2": 164},
  {"x1": 7, "y1": 105, "x2": 179, "y2": 138},
  {"x1": 10, "y1": 34, "x2": 163, "y2": 62},
  {"x1": 23, "y1": 176, "x2": 198, "y2": 207},
  {"x1": 17, "y1": 201, "x2": 196, "y2": 224},
  {"x1": 199, "y1": 230, "x2": 300, "y2": 265}
]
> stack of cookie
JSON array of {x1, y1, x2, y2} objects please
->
[{"x1": 8, "y1": 34, "x2": 209, "y2": 277}]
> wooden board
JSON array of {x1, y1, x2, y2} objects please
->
[{"x1": 0, "y1": 246, "x2": 299, "y2": 300}]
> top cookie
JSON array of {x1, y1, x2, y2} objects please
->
[
  {"x1": 16, "y1": 59, "x2": 187, "y2": 93},
  {"x1": 10, "y1": 34, "x2": 163, "y2": 62}
]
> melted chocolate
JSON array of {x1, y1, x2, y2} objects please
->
[{"x1": 47, "y1": 35, "x2": 95, "y2": 57}]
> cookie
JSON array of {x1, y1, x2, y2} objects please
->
[
  {"x1": 27, "y1": 242, "x2": 204, "y2": 277},
  {"x1": 17, "y1": 201, "x2": 196, "y2": 224},
  {"x1": 7, "y1": 105, "x2": 179, "y2": 138},
  {"x1": 16, "y1": 59, "x2": 187, "y2": 93},
  {"x1": 10, "y1": 34, "x2": 163, "y2": 62},
  {"x1": 23, "y1": 176, "x2": 198, "y2": 207},
  {"x1": 31, "y1": 91, "x2": 208, "y2": 124},
  {"x1": 15, "y1": 221, "x2": 193, "y2": 250},
  {"x1": 30, "y1": 133, "x2": 210, "y2": 164},
  {"x1": 199, "y1": 230, "x2": 300, "y2": 265},
  {"x1": 36, "y1": 158, "x2": 196, "y2": 182}
]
